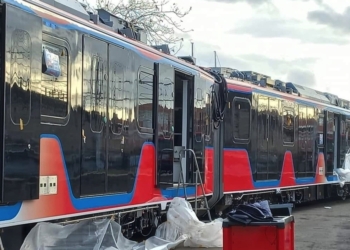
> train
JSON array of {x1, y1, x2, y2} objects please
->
[{"x1": 0, "y1": 0, "x2": 350, "y2": 248}]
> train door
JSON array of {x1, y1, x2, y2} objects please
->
[
  {"x1": 315, "y1": 110, "x2": 325, "y2": 171},
  {"x1": 268, "y1": 98, "x2": 280, "y2": 180},
  {"x1": 256, "y1": 95, "x2": 268, "y2": 180},
  {"x1": 306, "y1": 107, "x2": 316, "y2": 176},
  {"x1": 156, "y1": 63, "x2": 175, "y2": 186},
  {"x1": 298, "y1": 106, "x2": 307, "y2": 178},
  {"x1": 256, "y1": 96, "x2": 280, "y2": 180},
  {"x1": 297, "y1": 106, "x2": 316, "y2": 177},
  {"x1": 106, "y1": 45, "x2": 131, "y2": 194},
  {"x1": 340, "y1": 116, "x2": 350, "y2": 167},
  {"x1": 81, "y1": 36, "x2": 108, "y2": 196},
  {"x1": 156, "y1": 67, "x2": 194, "y2": 187},
  {"x1": 325, "y1": 111, "x2": 340, "y2": 174},
  {"x1": 1, "y1": 4, "x2": 42, "y2": 202}
]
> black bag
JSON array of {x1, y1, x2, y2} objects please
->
[{"x1": 227, "y1": 201, "x2": 274, "y2": 225}]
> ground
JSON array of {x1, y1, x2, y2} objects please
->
[{"x1": 177, "y1": 199, "x2": 350, "y2": 250}]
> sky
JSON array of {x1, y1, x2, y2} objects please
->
[{"x1": 86, "y1": 0, "x2": 350, "y2": 100}]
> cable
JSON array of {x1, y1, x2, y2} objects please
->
[{"x1": 200, "y1": 68, "x2": 228, "y2": 129}]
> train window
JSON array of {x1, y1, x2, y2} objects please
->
[
  {"x1": 195, "y1": 88, "x2": 204, "y2": 142},
  {"x1": 233, "y1": 97, "x2": 251, "y2": 142},
  {"x1": 41, "y1": 41, "x2": 68, "y2": 118},
  {"x1": 283, "y1": 108, "x2": 295, "y2": 143},
  {"x1": 317, "y1": 114, "x2": 324, "y2": 145},
  {"x1": 137, "y1": 70, "x2": 154, "y2": 132},
  {"x1": 86, "y1": 55, "x2": 108, "y2": 133},
  {"x1": 346, "y1": 119, "x2": 350, "y2": 148},
  {"x1": 159, "y1": 76, "x2": 174, "y2": 139},
  {"x1": 339, "y1": 116, "x2": 349, "y2": 168},
  {"x1": 10, "y1": 29, "x2": 32, "y2": 126},
  {"x1": 109, "y1": 63, "x2": 124, "y2": 135}
]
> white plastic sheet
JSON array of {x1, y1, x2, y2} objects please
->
[
  {"x1": 165, "y1": 197, "x2": 223, "y2": 248},
  {"x1": 20, "y1": 197, "x2": 222, "y2": 249},
  {"x1": 334, "y1": 150, "x2": 350, "y2": 187},
  {"x1": 20, "y1": 218, "x2": 139, "y2": 250}
]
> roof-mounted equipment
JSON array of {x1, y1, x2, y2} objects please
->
[
  {"x1": 152, "y1": 44, "x2": 171, "y2": 55},
  {"x1": 209, "y1": 67, "x2": 240, "y2": 78},
  {"x1": 84, "y1": 8, "x2": 147, "y2": 43},
  {"x1": 242, "y1": 71, "x2": 273, "y2": 87},
  {"x1": 286, "y1": 82, "x2": 330, "y2": 104},
  {"x1": 229, "y1": 70, "x2": 245, "y2": 80},
  {"x1": 338, "y1": 98, "x2": 350, "y2": 109},
  {"x1": 41, "y1": 0, "x2": 90, "y2": 20},
  {"x1": 274, "y1": 80, "x2": 286, "y2": 93},
  {"x1": 324, "y1": 92, "x2": 339, "y2": 106},
  {"x1": 45, "y1": 0, "x2": 147, "y2": 43},
  {"x1": 178, "y1": 56, "x2": 196, "y2": 65},
  {"x1": 285, "y1": 82, "x2": 299, "y2": 95}
]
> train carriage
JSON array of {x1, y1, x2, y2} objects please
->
[
  {"x1": 222, "y1": 77, "x2": 350, "y2": 203},
  {"x1": 0, "y1": 0, "x2": 349, "y2": 248}
]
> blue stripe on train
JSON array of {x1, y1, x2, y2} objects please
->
[{"x1": 0, "y1": 203, "x2": 22, "y2": 221}]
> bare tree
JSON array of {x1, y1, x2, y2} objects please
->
[{"x1": 92, "y1": 0, "x2": 193, "y2": 54}]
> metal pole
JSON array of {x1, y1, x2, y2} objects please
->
[
  {"x1": 214, "y1": 51, "x2": 217, "y2": 67},
  {"x1": 191, "y1": 42, "x2": 194, "y2": 57}
]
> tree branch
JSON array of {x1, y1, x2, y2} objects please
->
[{"x1": 96, "y1": 0, "x2": 193, "y2": 47}]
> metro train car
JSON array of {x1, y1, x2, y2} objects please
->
[{"x1": 0, "y1": 0, "x2": 350, "y2": 248}]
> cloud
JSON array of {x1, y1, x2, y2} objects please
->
[
  {"x1": 190, "y1": 50, "x2": 318, "y2": 85},
  {"x1": 181, "y1": 39, "x2": 321, "y2": 90},
  {"x1": 308, "y1": 6, "x2": 350, "y2": 33},
  {"x1": 234, "y1": 54, "x2": 317, "y2": 76},
  {"x1": 222, "y1": 54, "x2": 318, "y2": 87},
  {"x1": 230, "y1": 17, "x2": 350, "y2": 45},
  {"x1": 179, "y1": 40, "x2": 251, "y2": 69},
  {"x1": 287, "y1": 69, "x2": 316, "y2": 86}
]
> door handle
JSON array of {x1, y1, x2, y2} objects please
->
[{"x1": 82, "y1": 129, "x2": 86, "y2": 143}]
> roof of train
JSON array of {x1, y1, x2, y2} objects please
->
[
  {"x1": 2, "y1": 0, "x2": 214, "y2": 81},
  {"x1": 225, "y1": 77, "x2": 350, "y2": 115}
]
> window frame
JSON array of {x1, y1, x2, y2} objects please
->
[
  {"x1": 137, "y1": 66, "x2": 154, "y2": 134},
  {"x1": 40, "y1": 34, "x2": 70, "y2": 126},
  {"x1": 158, "y1": 76, "x2": 174, "y2": 140},
  {"x1": 204, "y1": 92, "x2": 211, "y2": 141},
  {"x1": 194, "y1": 87, "x2": 204, "y2": 143},
  {"x1": 232, "y1": 96, "x2": 252, "y2": 144},
  {"x1": 346, "y1": 118, "x2": 350, "y2": 149},
  {"x1": 282, "y1": 107, "x2": 295, "y2": 146},
  {"x1": 88, "y1": 54, "x2": 107, "y2": 134},
  {"x1": 109, "y1": 62, "x2": 125, "y2": 136},
  {"x1": 9, "y1": 29, "x2": 32, "y2": 126}
]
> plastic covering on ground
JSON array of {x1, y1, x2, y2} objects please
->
[
  {"x1": 160, "y1": 197, "x2": 223, "y2": 248},
  {"x1": 334, "y1": 149, "x2": 350, "y2": 187},
  {"x1": 20, "y1": 197, "x2": 222, "y2": 249}
]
